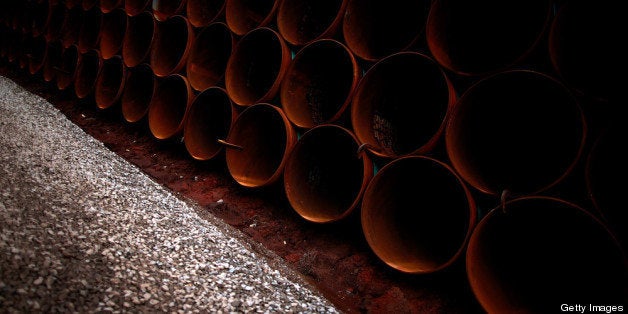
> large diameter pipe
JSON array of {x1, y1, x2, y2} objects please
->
[
  {"x1": 225, "y1": 27, "x2": 291, "y2": 107},
  {"x1": 148, "y1": 74, "x2": 193, "y2": 140},
  {"x1": 121, "y1": 63, "x2": 155, "y2": 123},
  {"x1": 125, "y1": 0, "x2": 151, "y2": 17},
  {"x1": 445, "y1": 70, "x2": 586, "y2": 196},
  {"x1": 351, "y1": 52, "x2": 455, "y2": 158},
  {"x1": 186, "y1": 0, "x2": 226, "y2": 28},
  {"x1": 277, "y1": 0, "x2": 347, "y2": 47},
  {"x1": 56, "y1": 45, "x2": 80, "y2": 90},
  {"x1": 342, "y1": 0, "x2": 430, "y2": 62},
  {"x1": 186, "y1": 22, "x2": 234, "y2": 92},
  {"x1": 426, "y1": 0, "x2": 551, "y2": 76},
  {"x1": 100, "y1": 0, "x2": 124, "y2": 13},
  {"x1": 361, "y1": 156, "x2": 476, "y2": 274},
  {"x1": 183, "y1": 87, "x2": 236, "y2": 161},
  {"x1": 45, "y1": 3, "x2": 66, "y2": 42},
  {"x1": 122, "y1": 11, "x2": 154, "y2": 68},
  {"x1": 60, "y1": 6, "x2": 82, "y2": 49},
  {"x1": 43, "y1": 41, "x2": 63, "y2": 82},
  {"x1": 74, "y1": 49, "x2": 102, "y2": 99},
  {"x1": 27, "y1": 35, "x2": 48, "y2": 75},
  {"x1": 284, "y1": 125, "x2": 373, "y2": 223},
  {"x1": 467, "y1": 197, "x2": 628, "y2": 313},
  {"x1": 225, "y1": 0, "x2": 281, "y2": 36},
  {"x1": 99, "y1": 8, "x2": 126, "y2": 59},
  {"x1": 95, "y1": 55, "x2": 126, "y2": 109},
  {"x1": 77, "y1": 7, "x2": 102, "y2": 53},
  {"x1": 225, "y1": 103, "x2": 296, "y2": 188},
  {"x1": 152, "y1": 0, "x2": 187, "y2": 22},
  {"x1": 150, "y1": 15, "x2": 194, "y2": 77},
  {"x1": 549, "y1": 1, "x2": 624, "y2": 101},
  {"x1": 281, "y1": 39, "x2": 359, "y2": 128}
]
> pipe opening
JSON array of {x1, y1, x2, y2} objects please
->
[
  {"x1": 361, "y1": 156, "x2": 475, "y2": 274},
  {"x1": 100, "y1": 0, "x2": 123, "y2": 13},
  {"x1": 150, "y1": 15, "x2": 192, "y2": 77},
  {"x1": 122, "y1": 64, "x2": 155, "y2": 123},
  {"x1": 43, "y1": 41, "x2": 63, "y2": 82},
  {"x1": 187, "y1": 22, "x2": 233, "y2": 91},
  {"x1": 78, "y1": 7, "x2": 102, "y2": 53},
  {"x1": 225, "y1": 0, "x2": 278, "y2": 36},
  {"x1": 45, "y1": 3, "x2": 66, "y2": 42},
  {"x1": 122, "y1": 11, "x2": 154, "y2": 68},
  {"x1": 27, "y1": 35, "x2": 48, "y2": 75},
  {"x1": 56, "y1": 45, "x2": 79, "y2": 90},
  {"x1": 95, "y1": 55, "x2": 125, "y2": 109},
  {"x1": 82, "y1": 0, "x2": 99, "y2": 11},
  {"x1": 148, "y1": 74, "x2": 191, "y2": 139},
  {"x1": 187, "y1": 0, "x2": 226, "y2": 28},
  {"x1": 277, "y1": 0, "x2": 345, "y2": 46},
  {"x1": 74, "y1": 49, "x2": 101, "y2": 98},
  {"x1": 125, "y1": 0, "x2": 151, "y2": 17},
  {"x1": 152, "y1": 0, "x2": 187, "y2": 21},
  {"x1": 100, "y1": 8, "x2": 126, "y2": 59},
  {"x1": 61, "y1": 6, "x2": 82, "y2": 49}
]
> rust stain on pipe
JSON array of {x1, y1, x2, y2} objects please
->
[
  {"x1": 225, "y1": 0, "x2": 281, "y2": 36},
  {"x1": 99, "y1": 8, "x2": 126, "y2": 60},
  {"x1": 361, "y1": 156, "x2": 476, "y2": 274},
  {"x1": 43, "y1": 40, "x2": 63, "y2": 82},
  {"x1": 225, "y1": 27, "x2": 291, "y2": 107},
  {"x1": 95, "y1": 55, "x2": 126, "y2": 109},
  {"x1": 100, "y1": 0, "x2": 124, "y2": 13},
  {"x1": 148, "y1": 73, "x2": 193, "y2": 140},
  {"x1": 45, "y1": 2, "x2": 66, "y2": 42},
  {"x1": 187, "y1": 0, "x2": 226, "y2": 28},
  {"x1": 284, "y1": 124, "x2": 373, "y2": 223},
  {"x1": 152, "y1": 0, "x2": 187, "y2": 22},
  {"x1": 150, "y1": 15, "x2": 194, "y2": 77},
  {"x1": 60, "y1": 6, "x2": 82, "y2": 49},
  {"x1": 445, "y1": 70, "x2": 586, "y2": 196},
  {"x1": 122, "y1": 11, "x2": 154, "y2": 68},
  {"x1": 73, "y1": 48, "x2": 102, "y2": 99},
  {"x1": 467, "y1": 197, "x2": 628, "y2": 313},
  {"x1": 125, "y1": 0, "x2": 151, "y2": 17},
  {"x1": 225, "y1": 103, "x2": 296, "y2": 188},
  {"x1": 351, "y1": 52, "x2": 455, "y2": 158},
  {"x1": 121, "y1": 63, "x2": 155, "y2": 123},
  {"x1": 186, "y1": 22, "x2": 234, "y2": 92},
  {"x1": 277, "y1": 0, "x2": 347, "y2": 47},
  {"x1": 56, "y1": 44, "x2": 80, "y2": 90},
  {"x1": 183, "y1": 87, "x2": 236, "y2": 161},
  {"x1": 77, "y1": 7, "x2": 102, "y2": 53},
  {"x1": 281, "y1": 39, "x2": 358, "y2": 128}
]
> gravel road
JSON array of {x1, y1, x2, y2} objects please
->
[{"x1": 0, "y1": 75, "x2": 338, "y2": 313}]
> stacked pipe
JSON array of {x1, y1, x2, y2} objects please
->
[{"x1": 1, "y1": 0, "x2": 626, "y2": 311}]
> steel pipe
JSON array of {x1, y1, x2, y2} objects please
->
[
  {"x1": 152, "y1": 0, "x2": 187, "y2": 22},
  {"x1": 73, "y1": 49, "x2": 102, "y2": 99},
  {"x1": 361, "y1": 156, "x2": 476, "y2": 274},
  {"x1": 446, "y1": 70, "x2": 586, "y2": 196},
  {"x1": 225, "y1": 27, "x2": 291, "y2": 106},
  {"x1": 225, "y1": 0, "x2": 281, "y2": 36},
  {"x1": 60, "y1": 6, "x2": 82, "y2": 49},
  {"x1": 148, "y1": 74, "x2": 193, "y2": 139},
  {"x1": 150, "y1": 15, "x2": 194, "y2": 77},
  {"x1": 351, "y1": 52, "x2": 454, "y2": 158},
  {"x1": 125, "y1": 0, "x2": 151, "y2": 17},
  {"x1": 467, "y1": 197, "x2": 628, "y2": 313},
  {"x1": 284, "y1": 125, "x2": 373, "y2": 223},
  {"x1": 426, "y1": 0, "x2": 551, "y2": 76},
  {"x1": 186, "y1": 0, "x2": 226, "y2": 28},
  {"x1": 43, "y1": 41, "x2": 63, "y2": 82},
  {"x1": 95, "y1": 55, "x2": 126, "y2": 109},
  {"x1": 225, "y1": 103, "x2": 296, "y2": 188},
  {"x1": 122, "y1": 11, "x2": 154, "y2": 68},
  {"x1": 183, "y1": 87, "x2": 236, "y2": 161},
  {"x1": 281, "y1": 39, "x2": 358, "y2": 128},
  {"x1": 99, "y1": 8, "x2": 126, "y2": 59},
  {"x1": 100, "y1": 0, "x2": 124, "y2": 13},
  {"x1": 277, "y1": 0, "x2": 347, "y2": 46},
  {"x1": 27, "y1": 35, "x2": 48, "y2": 75},
  {"x1": 30, "y1": 0, "x2": 51, "y2": 37},
  {"x1": 56, "y1": 45, "x2": 80, "y2": 90},
  {"x1": 77, "y1": 7, "x2": 102, "y2": 53},
  {"x1": 121, "y1": 63, "x2": 155, "y2": 123},
  {"x1": 186, "y1": 22, "x2": 234, "y2": 92},
  {"x1": 45, "y1": 2, "x2": 66, "y2": 42}
]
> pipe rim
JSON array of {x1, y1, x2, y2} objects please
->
[
  {"x1": 150, "y1": 15, "x2": 194, "y2": 77},
  {"x1": 152, "y1": 0, "x2": 187, "y2": 22},
  {"x1": 125, "y1": 0, "x2": 151, "y2": 17},
  {"x1": 99, "y1": 8, "x2": 127, "y2": 60}
]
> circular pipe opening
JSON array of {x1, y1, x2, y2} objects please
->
[
  {"x1": 99, "y1": 8, "x2": 126, "y2": 59},
  {"x1": 281, "y1": 39, "x2": 358, "y2": 128},
  {"x1": 78, "y1": 7, "x2": 102, "y2": 53},
  {"x1": 45, "y1": 2, "x2": 66, "y2": 42},
  {"x1": 361, "y1": 156, "x2": 476, "y2": 274},
  {"x1": 100, "y1": 0, "x2": 123, "y2": 13},
  {"x1": 150, "y1": 15, "x2": 193, "y2": 77},
  {"x1": 186, "y1": 22, "x2": 233, "y2": 91},
  {"x1": 183, "y1": 87, "x2": 235, "y2": 160},
  {"x1": 351, "y1": 52, "x2": 454, "y2": 158},
  {"x1": 426, "y1": 0, "x2": 551, "y2": 76},
  {"x1": 43, "y1": 41, "x2": 63, "y2": 82},
  {"x1": 225, "y1": 104, "x2": 296, "y2": 188},
  {"x1": 277, "y1": 0, "x2": 346, "y2": 46},
  {"x1": 74, "y1": 49, "x2": 102, "y2": 99},
  {"x1": 284, "y1": 125, "x2": 372, "y2": 223},
  {"x1": 56, "y1": 45, "x2": 80, "y2": 90},
  {"x1": 342, "y1": 0, "x2": 430, "y2": 62},
  {"x1": 148, "y1": 74, "x2": 192, "y2": 139},
  {"x1": 125, "y1": 0, "x2": 151, "y2": 17},
  {"x1": 122, "y1": 11, "x2": 154, "y2": 68},
  {"x1": 27, "y1": 35, "x2": 48, "y2": 75},
  {"x1": 467, "y1": 197, "x2": 628, "y2": 313},
  {"x1": 187, "y1": 0, "x2": 226, "y2": 28},
  {"x1": 121, "y1": 63, "x2": 155, "y2": 123},
  {"x1": 61, "y1": 6, "x2": 82, "y2": 49},
  {"x1": 95, "y1": 55, "x2": 126, "y2": 109},
  {"x1": 152, "y1": 0, "x2": 187, "y2": 22},
  {"x1": 225, "y1": 27, "x2": 290, "y2": 106},
  {"x1": 446, "y1": 70, "x2": 586, "y2": 196},
  {"x1": 225, "y1": 0, "x2": 280, "y2": 36}
]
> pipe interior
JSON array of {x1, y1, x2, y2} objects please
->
[
  {"x1": 151, "y1": 16, "x2": 188, "y2": 76},
  {"x1": 123, "y1": 12, "x2": 154, "y2": 68},
  {"x1": 125, "y1": 0, "x2": 151, "y2": 16},
  {"x1": 122, "y1": 64, "x2": 154, "y2": 123},
  {"x1": 187, "y1": 23, "x2": 232, "y2": 91},
  {"x1": 43, "y1": 42, "x2": 62, "y2": 82},
  {"x1": 100, "y1": 9, "x2": 126, "y2": 59},
  {"x1": 78, "y1": 8, "x2": 102, "y2": 52},
  {"x1": 153, "y1": 0, "x2": 185, "y2": 20},
  {"x1": 100, "y1": 0, "x2": 123, "y2": 12},
  {"x1": 61, "y1": 7, "x2": 82, "y2": 48},
  {"x1": 226, "y1": 0, "x2": 275, "y2": 35},
  {"x1": 83, "y1": 0, "x2": 99, "y2": 10},
  {"x1": 184, "y1": 88, "x2": 232, "y2": 160},
  {"x1": 74, "y1": 50, "x2": 100, "y2": 98},
  {"x1": 277, "y1": 0, "x2": 343, "y2": 46},
  {"x1": 30, "y1": 1, "x2": 50, "y2": 36},
  {"x1": 96, "y1": 57, "x2": 124, "y2": 108},
  {"x1": 28, "y1": 36, "x2": 48, "y2": 75},
  {"x1": 187, "y1": 0, "x2": 226, "y2": 28},
  {"x1": 45, "y1": 3, "x2": 66, "y2": 42},
  {"x1": 57, "y1": 46, "x2": 79, "y2": 90},
  {"x1": 149, "y1": 75, "x2": 188, "y2": 139}
]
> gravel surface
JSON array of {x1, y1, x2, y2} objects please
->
[{"x1": 0, "y1": 75, "x2": 338, "y2": 313}]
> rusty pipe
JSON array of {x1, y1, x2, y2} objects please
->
[
  {"x1": 122, "y1": 11, "x2": 154, "y2": 68},
  {"x1": 43, "y1": 40, "x2": 63, "y2": 82},
  {"x1": 125, "y1": 0, "x2": 150, "y2": 17},
  {"x1": 225, "y1": 0, "x2": 281, "y2": 36},
  {"x1": 225, "y1": 103, "x2": 296, "y2": 188},
  {"x1": 60, "y1": 6, "x2": 82, "y2": 49},
  {"x1": 467, "y1": 197, "x2": 628, "y2": 313},
  {"x1": 281, "y1": 39, "x2": 359, "y2": 128},
  {"x1": 148, "y1": 74, "x2": 193, "y2": 140},
  {"x1": 225, "y1": 27, "x2": 291, "y2": 107},
  {"x1": 77, "y1": 7, "x2": 102, "y2": 53},
  {"x1": 73, "y1": 49, "x2": 102, "y2": 99},
  {"x1": 186, "y1": 0, "x2": 225, "y2": 28},
  {"x1": 426, "y1": 0, "x2": 552, "y2": 76},
  {"x1": 27, "y1": 35, "x2": 48, "y2": 75},
  {"x1": 45, "y1": 3, "x2": 66, "y2": 42},
  {"x1": 95, "y1": 55, "x2": 126, "y2": 109},
  {"x1": 150, "y1": 15, "x2": 194, "y2": 77},
  {"x1": 284, "y1": 124, "x2": 373, "y2": 223},
  {"x1": 82, "y1": 0, "x2": 98, "y2": 11},
  {"x1": 29, "y1": 0, "x2": 51, "y2": 37},
  {"x1": 152, "y1": 0, "x2": 187, "y2": 22},
  {"x1": 186, "y1": 22, "x2": 234, "y2": 92},
  {"x1": 351, "y1": 52, "x2": 455, "y2": 158},
  {"x1": 361, "y1": 156, "x2": 476, "y2": 274},
  {"x1": 445, "y1": 70, "x2": 586, "y2": 196},
  {"x1": 183, "y1": 87, "x2": 236, "y2": 161},
  {"x1": 277, "y1": 0, "x2": 347, "y2": 47},
  {"x1": 56, "y1": 45, "x2": 80, "y2": 90},
  {"x1": 99, "y1": 8, "x2": 126, "y2": 60},
  {"x1": 100, "y1": 0, "x2": 124, "y2": 13},
  {"x1": 121, "y1": 63, "x2": 155, "y2": 123},
  {"x1": 342, "y1": 0, "x2": 430, "y2": 62}
]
